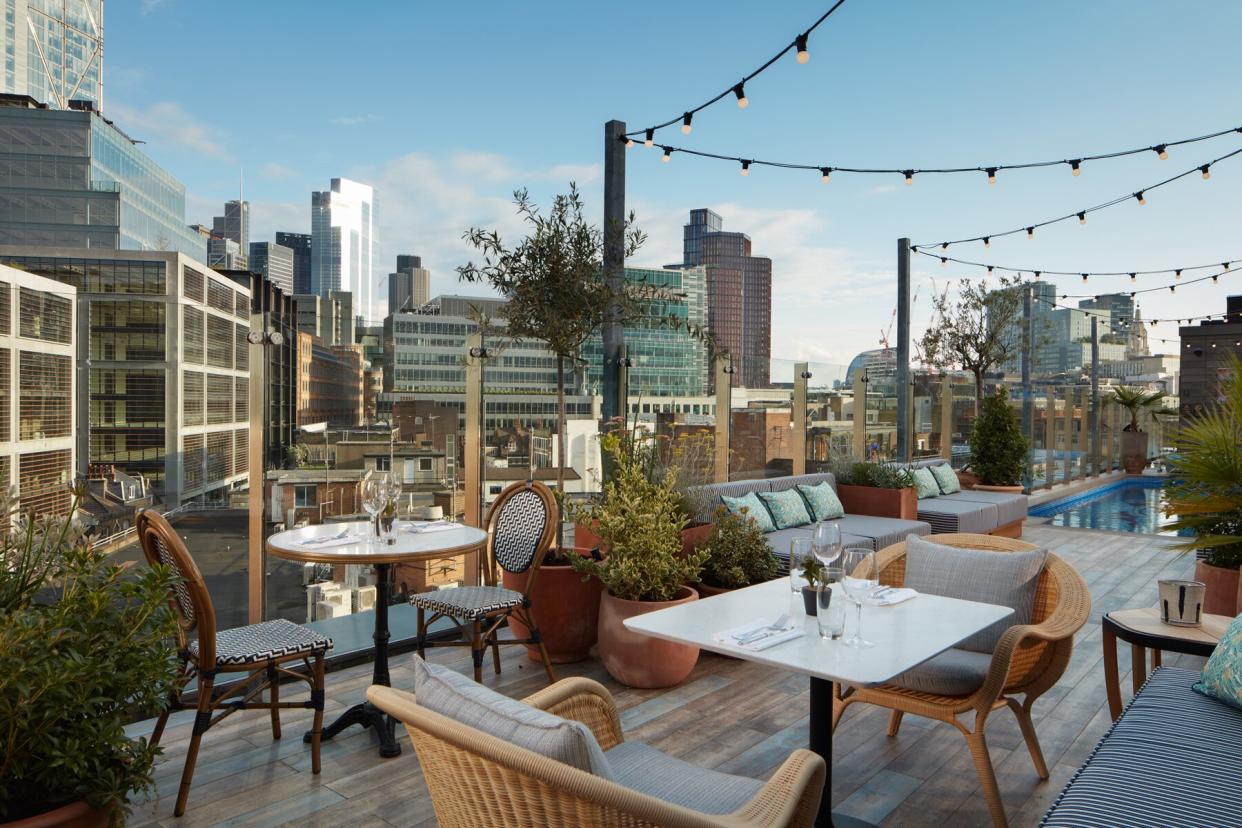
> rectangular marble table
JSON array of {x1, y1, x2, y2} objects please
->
[{"x1": 625, "y1": 579, "x2": 1013, "y2": 828}]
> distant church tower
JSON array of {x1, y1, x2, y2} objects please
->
[{"x1": 1126, "y1": 305, "x2": 1151, "y2": 358}]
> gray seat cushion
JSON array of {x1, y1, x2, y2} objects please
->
[
  {"x1": 940, "y1": 490, "x2": 1028, "y2": 527},
  {"x1": 765, "y1": 526, "x2": 871, "y2": 570},
  {"x1": 834, "y1": 514, "x2": 932, "y2": 551},
  {"x1": 413, "y1": 657, "x2": 612, "y2": 777},
  {"x1": 890, "y1": 647, "x2": 992, "y2": 696},
  {"x1": 687, "y1": 479, "x2": 772, "y2": 525},
  {"x1": 903, "y1": 534, "x2": 1046, "y2": 653},
  {"x1": 605, "y1": 740, "x2": 762, "y2": 815},
  {"x1": 916, "y1": 498, "x2": 1000, "y2": 534}
]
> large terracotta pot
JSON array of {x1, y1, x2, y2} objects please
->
[
  {"x1": 693, "y1": 581, "x2": 731, "y2": 598},
  {"x1": 1196, "y1": 560, "x2": 1240, "y2": 617},
  {"x1": 957, "y1": 470, "x2": 981, "y2": 490},
  {"x1": 598, "y1": 586, "x2": 700, "y2": 688},
  {"x1": 3, "y1": 802, "x2": 110, "y2": 828},
  {"x1": 974, "y1": 484, "x2": 1025, "y2": 494},
  {"x1": 503, "y1": 548, "x2": 603, "y2": 664},
  {"x1": 576, "y1": 522, "x2": 711, "y2": 558},
  {"x1": 1121, "y1": 430, "x2": 1148, "y2": 475},
  {"x1": 836, "y1": 484, "x2": 918, "y2": 520}
]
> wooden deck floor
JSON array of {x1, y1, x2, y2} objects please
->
[{"x1": 126, "y1": 525, "x2": 1201, "y2": 828}]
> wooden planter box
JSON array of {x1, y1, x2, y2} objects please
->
[{"x1": 836, "y1": 484, "x2": 918, "y2": 520}]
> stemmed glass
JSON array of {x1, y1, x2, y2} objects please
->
[
  {"x1": 811, "y1": 521, "x2": 842, "y2": 572},
  {"x1": 361, "y1": 478, "x2": 384, "y2": 546},
  {"x1": 840, "y1": 547, "x2": 879, "y2": 648}
]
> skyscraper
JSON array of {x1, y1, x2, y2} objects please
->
[
  {"x1": 276, "y1": 231, "x2": 312, "y2": 295},
  {"x1": 212, "y1": 200, "x2": 250, "y2": 253},
  {"x1": 682, "y1": 209, "x2": 771, "y2": 389},
  {"x1": 310, "y1": 178, "x2": 375, "y2": 320},
  {"x1": 389, "y1": 254, "x2": 431, "y2": 315},
  {"x1": 249, "y1": 242, "x2": 295, "y2": 294},
  {"x1": 1, "y1": 1, "x2": 103, "y2": 110}
]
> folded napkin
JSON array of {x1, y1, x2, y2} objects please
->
[
  {"x1": 713, "y1": 618, "x2": 805, "y2": 652},
  {"x1": 402, "y1": 520, "x2": 459, "y2": 534},
  {"x1": 296, "y1": 533, "x2": 357, "y2": 549},
  {"x1": 867, "y1": 587, "x2": 918, "y2": 607}
]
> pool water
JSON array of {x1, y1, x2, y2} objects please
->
[{"x1": 1029, "y1": 478, "x2": 1177, "y2": 535}]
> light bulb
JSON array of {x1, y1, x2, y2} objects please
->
[
  {"x1": 1202, "y1": 164, "x2": 1212, "y2": 180},
  {"x1": 661, "y1": 147, "x2": 671, "y2": 163},
  {"x1": 941, "y1": 242, "x2": 948, "y2": 250},
  {"x1": 986, "y1": 167, "x2": 997, "y2": 185},
  {"x1": 987, "y1": 266, "x2": 994, "y2": 273},
  {"x1": 820, "y1": 167, "x2": 831, "y2": 184},
  {"x1": 903, "y1": 170, "x2": 914, "y2": 185},
  {"x1": 1034, "y1": 271, "x2": 1041, "y2": 279},
  {"x1": 795, "y1": 33, "x2": 809, "y2": 64},
  {"x1": 1175, "y1": 269, "x2": 1182, "y2": 280},
  {"x1": 983, "y1": 236, "x2": 990, "y2": 248},
  {"x1": 740, "y1": 160, "x2": 750, "y2": 177},
  {"x1": 1077, "y1": 211, "x2": 1086, "y2": 225},
  {"x1": 1027, "y1": 226, "x2": 1035, "y2": 239},
  {"x1": 644, "y1": 128, "x2": 654, "y2": 148},
  {"x1": 1081, "y1": 273, "x2": 1089, "y2": 283},
  {"x1": 734, "y1": 83, "x2": 748, "y2": 109},
  {"x1": 1169, "y1": 284, "x2": 1175, "y2": 293},
  {"x1": 940, "y1": 257, "x2": 947, "y2": 267},
  {"x1": 681, "y1": 112, "x2": 692, "y2": 134},
  {"x1": 1135, "y1": 191, "x2": 1146, "y2": 205},
  {"x1": 1212, "y1": 274, "x2": 1219, "y2": 283},
  {"x1": 1130, "y1": 272, "x2": 1136, "y2": 282},
  {"x1": 1070, "y1": 159, "x2": 1081, "y2": 176},
  {"x1": 625, "y1": 137, "x2": 634, "y2": 148},
  {"x1": 1155, "y1": 144, "x2": 1168, "y2": 160}
]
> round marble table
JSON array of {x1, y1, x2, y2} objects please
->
[{"x1": 267, "y1": 520, "x2": 487, "y2": 757}]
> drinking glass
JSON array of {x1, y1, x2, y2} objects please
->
[
  {"x1": 361, "y1": 478, "x2": 384, "y2": 544},
  {"x1": 817, "y1": 587, "x2": 846, "y2": 640},
  {"x1": 811, "y1": 521, "x2": 842, "y2": 570},
  {"x1": 789, "y1": 537, "x2": 813, "y2": 593},
  {"x1": 840, "y1": 547, "x2": 879, "y2": 648}
]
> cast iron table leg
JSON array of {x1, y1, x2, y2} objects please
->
[
  {"x1": 304, "y1": 562, "x2": 401, "y2": 757},
  {"x1": 810, "y1": 677, "x2": 875, "y2": 828}
]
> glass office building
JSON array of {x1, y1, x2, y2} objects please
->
[
  {"x1": 1, "y1": 1, "x2": 103, "y2": 110},
  {"x1": 311, "y1": 178, "x2": 375, "y2": 321}
]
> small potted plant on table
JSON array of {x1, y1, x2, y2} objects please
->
[
  {"x1": 695, "y1": 506, "x2": 779, "y2": 597},
  {"x1": 799, "y1": 557, "x2": 833, "y2": 615}
]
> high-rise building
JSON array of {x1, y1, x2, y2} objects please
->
[
  {"x1": 328, "y1": 290, "x2": 355, "y2": 346},
  {"x1": 1179, "y1": 295, "x2": 1242, "y2": 420},
  {"x1": 0, "y1": 264, "x2": 76, "y2": 518},
  {"x1": 682, "y1": 209, "x2": 771, "y2": 389},
  {"x1": 583, "y1": 266, "x2": 708, "y2": 398},
  {"x1": 276, "y1": 231, "x2": 312, "y2": 295},
  {"x1": 0, "y1": 247, "x2": 251, "y2": 507},
  {"x1": 293, "y1": 291, "x2": 353, "y2": 346},
  {"x1": 310, "y1": 178, "x2": 375, "y2": 320},
  {"x1": 0, "y1": 95, "x2": 205, "y2": 257},
  {"x1": 212, "y1": 200, "x2": 249, "y2": 251},
  {"x1": 1, "y1": 1, "x2": 103, "y2": 110},
  {"x1": 389, "y1": 254, "x2": 431, "y2": 315},
  {"x1": 1079, "y1": 293, "x2": 1136, "y2": 339},
  {"x1": 207, "y1": 236, "x2": 245, "y2": 270},
  {"x1": 249, "y1": 242, "x2": 295, "y2": 294}
]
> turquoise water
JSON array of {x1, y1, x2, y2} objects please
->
[{"x1": 1030, "y1": 478, "x2": 1174, "y2": 535}]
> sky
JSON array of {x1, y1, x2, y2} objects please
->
[{"x1": 107, "y1": 0, "x2": 1242, "y2": 374}]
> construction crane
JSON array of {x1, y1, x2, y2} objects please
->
[{"x1": 879, "y1": 285, "x2": 922, "y2": 356}]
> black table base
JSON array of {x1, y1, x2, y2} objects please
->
[
  {"x1": 303, "y1": 562, "x2": 401, "y2": 757},
  {"x1": 810, "y1": 676, "x2": 877, "y2": 828}
]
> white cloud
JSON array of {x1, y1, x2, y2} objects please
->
[
  {"x1": 331, "y1": 114, "x2": 379, "y2": 126},
  {"x1": 108, "y1": 101, "x2": 234, "y2": 162},
  {"x1": 258, "y1": 162, "x2": 298, "y2": 181},
  {"x1": 140, "y1": 0, "x2": 169, "y2": 13}
]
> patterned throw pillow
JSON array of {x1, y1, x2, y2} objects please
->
[
  {"x1": 720, "y1": 491, "x2": 776, "y2": 533},
  {"x1": 1194, "y1": 614, "x2": 1242, "y2": 711},
  {"x1": 757, "y1": 489, "x2": 813, "y2": 530},
  {"x1": 910, "y1": 467, "x2": 941, "y2": 499},
  {"x1": 930, "y1": 464, "x2": 961, "y2": 495},
  {"x1": 797, "y1": 482, "x2": 845, "y2": 521}
]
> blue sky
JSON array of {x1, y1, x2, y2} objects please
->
[{"x1": 109, "y1": 0, "x2": 1242, "y2": 369}]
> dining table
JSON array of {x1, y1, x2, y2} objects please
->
[
  {"x1": 624, "y1": 579, "x2": 1013, "y2": 827},
  {"x1": 266, "y1": 519, "x2": 488, "y2": 757}
]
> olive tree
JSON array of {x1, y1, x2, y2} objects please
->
[{"x1": 920, "y1": 275, "x2": 1025, "y2": 399}]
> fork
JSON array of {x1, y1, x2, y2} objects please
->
[
  {"x1": 736, "y1": 613, "x2": 790, "y2": 645},
  {"x1": 303, "y1": 529, "x2": 348, "y2": 545}
]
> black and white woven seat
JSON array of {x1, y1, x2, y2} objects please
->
[
  {"x1": 410, "y1": 585, "x2": 525, "y2": 621},
  {"x1": 189, "y1": 618, "x2": 332, "y2": 667},
  {"x1": 413, "y1": 480, "x2": 559, "y2": 684}
]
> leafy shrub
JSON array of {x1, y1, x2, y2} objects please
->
[
  {"x1": 700, "y1": 507, "x2": 778, "y2": 589},
  {"x1": 969, "y1": 386, "x2": 1028, "y2": 486},
  {"x1": 568, "y1": 433, "x2": 708, "y2": 601},
  {"x1": 829, "y1": 457, "x2": 913, "y2": 490},
  {"x1": 0, "y1": 491, "x2": 179, "y2": 824}
]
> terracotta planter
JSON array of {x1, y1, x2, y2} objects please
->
[
  {"x1": 957, "y1": 470, "x2": 981, "y2": 490},
  {"x1": 1121, "y1": 430, "x2": 1148, "y2": 475},
  {"x1": 502, "y1": 547, "x2": 603, "y2": 664},
  {"x1": 576, "y1": 522, "x2": 711, "y2": 558},
  {"x1": 3, "y1": 801, "x2": 110, "y2": 828},
  {"x1": 974, "y1": 484, "x2": 1025, "y2": 494},
  {"x1": 837, "y1": 484, "x2": 918, "y2": 520},
  {"x1": 1196, "y1": 560, "x2": 1240, "y2": 617},
  {"x1": 693, "y1": 581, "x2": 731, "y2": 598},
  {"x1": 598, "y1": 586, "x2": 700, "y2": 688}
]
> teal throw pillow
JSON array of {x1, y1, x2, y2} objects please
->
[
  {"x1": 910, "y1": 467, "x2": 940, "y2": 499},
  {"x1": 930, "y1": 464, "x2": 961, "y2": 495},
  {"x1": 797, "y1": 482, "x2": 845, "y2": 521},
  {"x1": 757, "y1": 489, "x2": 813, "y2": 530},
  {"x1": 1194, "y1": 614, "x2": 1242, "y2": 711},
  {"x1": 720, "y1": 491, "x2": 776, "y2": 533}
]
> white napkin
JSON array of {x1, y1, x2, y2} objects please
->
[
  {"x1": 713, "y1": 618, "x2": 805, "y2": 652},
  {"x1": 296, "y1": 533, "x2": 357, "y2": 549},
  {"x1": 868, "y1": 587, "x2": 918, "y2": 607},
  {"x1": 402, "y1": 520, "x2": 459, "y2": 534}
]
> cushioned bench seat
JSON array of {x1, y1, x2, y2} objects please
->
[
  {"x1": 1042, "y1": 667, "x2": 1242, "y2": 828},
  {"x1": 938, "y1": 490, "x2": 1028, "y2": 527},
  {"x1": 917, "y1": 498, "x2": 1001, "y2": 534}
]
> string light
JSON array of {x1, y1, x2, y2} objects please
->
[
  {"x1": 1202, "y1": 164, "x2": 1212, "y2": 179},
  {"x1": 625, "y1": 136, "x2": 634, "y2": 148},
  {"x1": 940, "y1": 256, "x2": 947, "y2": 266},
  {"x1": 1070, "y1": 159, "x2": 1082, "y2": 176},
  {"x1": 1155, "y1": 144, "x2": 1169, "y2": 160},
  {"x1": 661, "y1": 146, "x2": 672, "y2": 163},
  {"x1": 644, "y1": 128, "x2": 654, "y2": 148},
  {"x1": 1027, "y1": 226, "x2": 1035, "y2": 239},
  {"x1": 1135, "y1": 191, "x2": 1147, "y2": 205},
  {"x1": 941, "y1": 242, "x2": 949, "y2": 250},
  {"x1": 1077, "y1": 211, "x2": 1086, "y2": 224},
  {"x1": 1170, "y1": 284, "x2": 1176, "y2": 292},
  {"x1": 740, "y1": 159, "x2": 751, "y2": 176},
  {"x1": 914, "y1": 248, "x2": 1242, "y2": 281},
  {"x1": 1082, "y1": 273, "x2": 1089, "y2": 283},
  {"x1": 681, "y1": 112, "x2": 693, "y2": 134},
  {"x1": 1034, "y1": 270, "x2": 1041, "y2": 279},
  {"x1": 733, "y1": 83, "x2": 748, "y2": 109},
  {"x1": 904, "y1": 170, "x2": 914, "y2": 185},
  {"x1": 1176, "y1": 269, "x2": 1182, "y2": 280},
  {"x1": 796, "y1": 33, "x2": 810, "y2": 64},
  {"x1": 986, "y1": 167, "x2": 997, "y2": 184},
  {"x1": 1130, "y1": 272, "x2": 1136, "y2": 282},
  {"x1": 820, "y1": 167, "x2": 832, "y2": 184}
]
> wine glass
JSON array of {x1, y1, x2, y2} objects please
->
[
  {"x1": 840, "y1": 547, "x2": 879, "y2": 648},
  {"x1": 811, "y1": 521, "x2": 842, "y2": 571},
  {"x1": 361, "y1": 478, "x2": 384, "y2": 544},
  {"x1": 789, "y1": 537, "x2": 812, "y2": 594}
]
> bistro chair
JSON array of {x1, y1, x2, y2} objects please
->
[
  {"x1": 411, "y1": 479, "x2": 558, "y2": 683},
  {"x1": 137, "y1": 510, "x2": 332, "y2": 817},
  {"x1": 830, "y1": 533, "x2": 1090, "y2": 828}
]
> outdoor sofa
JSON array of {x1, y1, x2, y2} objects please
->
[{"x1": 899, "y1": 458, "x2": 1028, "y2": 538}]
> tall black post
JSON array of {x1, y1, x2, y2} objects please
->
[
  {"x1": 896, "y1": 238, "x2": 911, "y2": 461},
  {"x1": 1022, "y1": 286, "x2": 1033, "y2": 488},
  {"x1": 1090, "y1": 316, "x2": 1100, "y2": 476},
  {"x1": 602, "y1": 120, "x2": 627, "y2": 428}
]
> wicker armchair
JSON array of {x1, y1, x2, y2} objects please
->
[
  {"x1": 368, "y1": 678, "x2": 825, "y2": 828},
  {"x1": 831, "y1": 533, "x2": 1090, "y2": 828}
]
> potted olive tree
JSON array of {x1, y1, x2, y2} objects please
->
[
  {"x1": 1111, "y1": 386, "x2": 1165, "y2": 474},
  {"x1": 568, "y1": 433, "x2": 709, "y2": 688},
  {"x1": 1165, "y1": 354, "x2": 1242, "y2": 616},
  {"x1": 695, "y1": 506, "x2": 779, "y2": 597},
  {"x1": 969, "y1": 386, "x2": 1028, "y2": 492},
  {"x1": 0, "y1": 489, "x2": 179, "y2": 827}
]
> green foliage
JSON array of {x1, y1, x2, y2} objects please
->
[
  {"x1": 919, "y1": 275, "x2": 1025, "y2": 398},
  {"x1": 829, "y1": 457, "x2": 913, "y2": 490},
  {"x1": 1165, "y1": 354, "x2": 1242, "y2": 568},
  {"x1": 0, "y1": 493, "x2": 180, "y2": 824},
  {"x1": 1109, "y1": 385, "x2": 1166, "y2": 432},
  {"x1": 567, "y1": 433, "x2": 707, "y2": 601},
  {"x1": 969, "y1": 386, "x2": 1028, "y2": 487},
  {"x1": 285, "y1": 442, "x2": 309, "y2": 469},
  {"x1": 700, "y1": 507, "x2": 778, "y2": 589},
  {"x1": 800, "y1": 556, "x2": 832, "y2": 590}
]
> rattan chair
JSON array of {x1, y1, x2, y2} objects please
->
[
  {"x1": 831, "y1": 533, "x2": 1090, "y2": 828},
  {"x1": 368, "y1": 677, "x2": 825, "y2": 827},
  {"x1": 412, "y1": 479, "x2": 558, "y2": 683},
  {"x1": 137, "y1": 510, "x2": 331, "y2": 817}
]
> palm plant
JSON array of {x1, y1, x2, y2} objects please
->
[{"x1": 1110, "y1": 386, "x2": 1166, "y2": 432}]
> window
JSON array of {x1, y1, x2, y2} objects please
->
[
  {"x1": 206, "y1": 315, "x2": 232, "y2": 368},
  {"x1": 182, "y1": 371, "x2": 204, "y2": 426},
  {"x1": 295, "y1": 484, "x2": 317, "y2": 507},
  {"x1": 19, "y1": 352, "x2": 71, "y2": 439},
  {"x1": 419, "y1": 458, "x2": 433, "y2": 471},
  {"x1": 0, "y1": 280, "x2": 9, "y2": 335},
  {"x1": 19, "y1": 287, "x2": 71, "y2": 343},
  {"x1": 375, "y1": 456, "x2": 391, "y2": 471},
  {"x1": 183, "y1": 306, "x2": 204, "y2": 364},
  {"x1": 206, "y1": 375, "x2": 232, "y2": 424},
  {"x1": 182, "y1": 266, "x2": 204, "y2": 303},
  {"x1": 19, "y1": 450, "x2": 72, "y2": 517}
]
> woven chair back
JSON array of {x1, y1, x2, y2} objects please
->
[
  {"x1": 136, "y1": 509, "x2": 218, "y2": 667},
  {"x1": 483, "y1": 480, "x2": 557, "y2": 587}
]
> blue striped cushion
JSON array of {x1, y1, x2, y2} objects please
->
[{"x1": 1042, "y1": 667, "x2": 1242, "y2": 827}]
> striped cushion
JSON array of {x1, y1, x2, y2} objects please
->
[
  {"x1": 605, "y1": 740, "x2": 761, "y2": 814},
  {"x1": 190, "y1": 618, "x2": 332, "y2": 667},
  {"x1": 1042, "y1": 667, "x2": 1242, "y2": 827},
  {"x1": 939, "y1": 490, "x2": 1028, "y2": 527},
  {"x1": 413, "y1": 657, "x2": 612, "y2": 778},
  {"x1": 409, "y1": 585, "x2": 525, "y2": 620},
  {"x1": 917, "y1": 498, "x2": 1000, "y2": 534}
]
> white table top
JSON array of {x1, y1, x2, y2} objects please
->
[
  {"x1": 266, "y1": 520, "x2": 488, "y2": 565},
  {"x1": 625, "y1": 579, "x2": 1014, "y2": 687}
]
